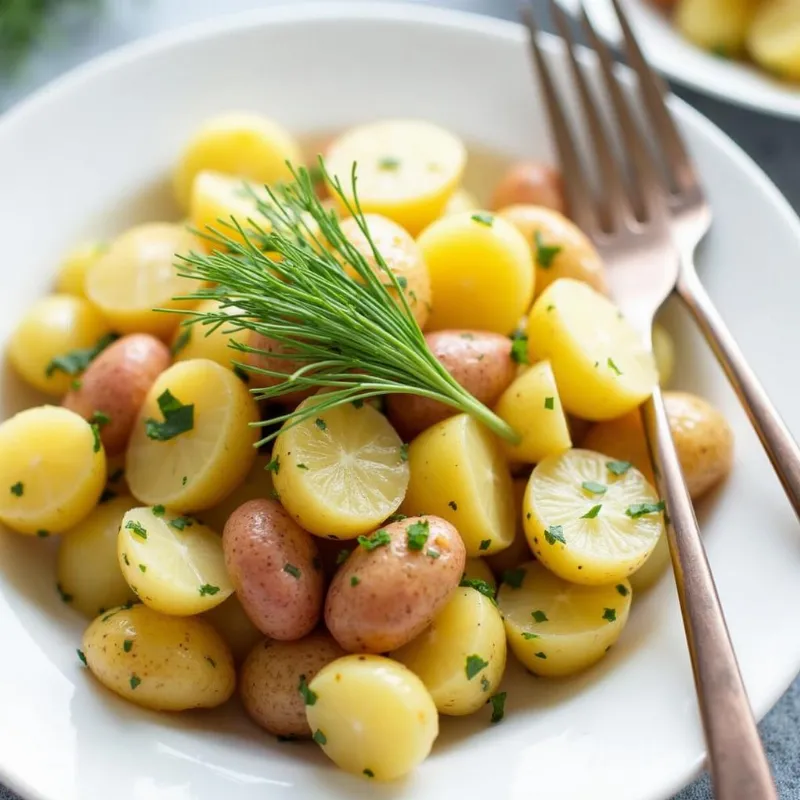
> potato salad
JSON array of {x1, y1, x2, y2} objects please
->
[{"x1": 0, "y1": 113, "x2": 735, "y2": 782}]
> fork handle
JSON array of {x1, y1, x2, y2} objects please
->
[
  {"x1": 641, "y1": 388, "x2": 777, "y2": 800},
  {"x1": 676, "y1": 265, "x2": 800, "y2": 519}
]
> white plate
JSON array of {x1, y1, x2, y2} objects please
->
[
  {"x1": 558, "y1": 0, "x2": 800, "y2": 119},
  {"x1": 1, "y1": 4, "x2": 800, "y2": 800}
]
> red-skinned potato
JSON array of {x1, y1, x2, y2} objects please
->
[
  {"x1": 242, "y1": 332, "x2": 315, "y2": 406},
  {"x1": 62, "y1": 334, "x2": 170, "y2": 456},
  {"x1": 223, "y1": 499, "x2": 324, "y2": 640},
  {"x1": 490, "y1": 161, "x2": 566, "y2": 214},
  {"x1": 325, "y1": 515, "x2": 465, "y2": 653},
  {"x1": 386, "y1": 330, "x2": 516, "y2": 440}
]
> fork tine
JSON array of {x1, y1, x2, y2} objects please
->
[
  {"x1": 519, "y1": 3, "x2": 599, "y2": 236},
  {"x1": 608, "y1": 0, "x2": 696, "y2": 194},
  {"x1": 548, "y1": 0, "x2": 633, "y2": 232}
]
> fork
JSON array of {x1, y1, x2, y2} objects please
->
[{"x1": 520, "y1": 3, "x2": 778, "y2": 798}]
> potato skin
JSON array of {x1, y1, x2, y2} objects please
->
[
  {"x1": 325, "y1": 515, "x2": 465, "y2": 653},
  {"x1": 386, "y1": 330, "x2": 515, "y2": 440},
  {"x1": 63, "y1": 334, "x2": 170, "y2": 456},
  {"x1": 240, "y1": 633, "x2": 346, "y2": 737},
  {"x1": 223, "y1": 499, "x2": 324, "y2": 640},
  {"x1": 242, "y1": 332, "x2": 315, "y2": 406},
  {"x1": 490, "y1": 161, "x2": 565, "y2": 214}
]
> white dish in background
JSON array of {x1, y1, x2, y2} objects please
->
[
  {"x1": 1, "y1": 3, "x2": 800, "y2": 800},
  {"x1": 558, "y1": 0, "x2": 800, "y2": 119}
]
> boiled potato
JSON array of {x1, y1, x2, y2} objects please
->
[
  {"x1": 676, "y1": 0, "x2": 759, "y2": 56},
  {"x1": 85, "y1": 223, "x2": 204, "y2": 338},
  {"x1": 0, "y1": 406, "x2": 105, "y2": 535},
  {"x1": 494, "y1": 360, "x2": 572, "y2": 464},
  {"x1": 386, "y1": 330, "x2": 516, "y2": 441},
  {"x1": 629, "y1": 530, "x2": 671, "y2": 592},
  {"x1": 401, "y1": 413, "x2": 515, "y2": 556},
  {"x1": 748, "y1": 0, "x2": 800, "y2": 81},
  {"x1": 498, "y1": 561, "x2": 632, "y2": 677},
  {"x1": 462, "y1": 557, "x2": 496, "y2": 587},
  {"x1": 306, "y1": 654, "x2": 438, "y2": 781},
  {"x1": 272, "y1": 396, "x2": 409, "y2": 539},
  {"x1": 126, "y1": 359, "x2": 259, "y2": 511},
  {"x1": 325, "y1": 516, "x2": 465, "y2": 653},
  {"x1": 527, "y1": 279, "x2": 658, "y2": 420},
  {"x1": 240, "y1": 633, "x2": 346, "y2": 737},
  {"x1": 498, "y1": 205, "x2": 607, "y2": 298},
  {"x1": 63, "y1": 334, "x2": 171, "y2": 457},
  {"x1": 242, "y1": 332, "x2": 316, "y2": 405},
  {"x1": 490, "y1": 161, "x2": 566, "y2": 214},
  {"x1": 392, "y1": 586, "x2": 506, "y2": 715},
  {"x1": 223, "y1": 499, "x2": 324, "y2": 640},
  {"x1": 418, "y1": 211, "x2": 534, "y2": 334},
  {"x1": 171, "y1": 299, "x2": 247, "y2": 372},
  {"x1": 203, "y1": 594, "x2": 263, "y2": 664},
  {"x1": 444, "y1": 188, "x2": 479, "y2": 216},
  {"x1": 82, "y1": 603, "x2": 235, "y2": 710},
  {"x1": 56, "y1": 241, "x2": 107, "y2": 297},
  {"x1": 338, "y1": 214, "x2": 432, "y2": 329},
  {"x1": 173, "y1": 112, "x2": 302, "y2": 209},
  {"x1": 7, "y1": 295, "x2": 113, "y2": 396},
  {"x1": 524, "y1": 448, "x2": 664, "y2": 585},
  {"x1": 486, "y1": 477, "x2": 534, "y2": 577},
  {"x1": 325, "y1": 119, "x2": 466, "y2": 235},
  {"x1": 56, "y1": 495, "x2": 138, "y2": 617}
]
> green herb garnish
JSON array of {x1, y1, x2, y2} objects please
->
[
  {"x1": 581, "y1": 504, "x2": 602, "y2": 519},
  {"x1": 607, "y1": 357, "x2": 622, "y2": 376},
  {"x1": 45, "y1": 332, "x2": 118, "y2": 378},
  {"x1": 169, "y1": 516, "x2": 194, "y2": 531},
  {"x1": 91, "y1": 410, "x2": 110, "y2": 427},
  {"x1": 465, "y1": 654, "x2": 489, "y2": 680},
  {"x1": 582, "y1": 481, "x2": 607, "y2": 495},
  {"x1": 199, "y1": 584, "x2": 220, "y2": 596},
  {"x1": 479, "y1": 539, "x2": 491, "y2": 551},
  {"x1": 36, "y1": 529, "x2": 49, "y2": 538},
  {"x1": 350, "y1": 575, "x2": 360, "y2": 587},
  {"x1": 357, "y1": 529, "x2": 391, "y2": 551},
  {"x1": 626, "y1": 501, "x2": 665, "y2": 518},
  {"x1": 123, "y1": 640, "x2": 133, "y2": 653},
  {"x1": 606, "y1": 460, "x2": 632, "y2": 476},
  {"x1": 448, "y1": 500, "x2": 458, "y2": 511},
  {"x1": 534, "y1": 231, "x2": 562, "y2": 268},
  {"x1": 283, "y1": 563, "x2": 301, "y2": 579},
  {"x1": 129, "y1": 674, "x2": 141, "y2": 690},
  {"x1": 144, "y1": 389, "x2": 194, "y2": 441},
  {"x1": 335, "y1": 549, "x2": 350, "y2": 566},
  {"x1": 544, "y1": 525, "x2": 566, "y2": 545},
  {"x1": 312, "y1": 729, "x2": 327, "y2": 746},
  {"x1": 298, "y1": 674, "x2": 317, "y2": 706},
  {"x1": 521, "y1": 632, "x2": 539, "y2": 640},
  {"x1": 616, "y1": 584, "x2": 629, "y2": 596},
  {"x1": 531, "y1": 609, "x2": 548, "y2": 623},
  {"x1": 363, "y1": 769, "x2": 375, "y2": 778},
  {"x1": 266, "y1": 456, "x2": 280, "y2": 474},
  {"x1": 315, "y1": 418, "x2": 327, "y2": 431},
  {"x1": 171, "y1": 329, "x2": 191, "y2": 356},
  {"x1": 501, "y1": 568, "x2": 526, "y2": 589},
  {"x1": 535, "y1": 651, "x2": 547, "y2": 659},
  {"x1": 405, "y1": 519, "x2": 430, "y2": 551},
  {"x1": 459, "y1": 577, "x2": 496, "y2": 603},
  {"x1": 489, "y1": 691, "x2": 507, "y2": 723},
  {"x1": 399, "y1": 443, "x2": 409, "y2": 462},
  {"x1": 152, "y1": 505, "x2": 165, "y2": 517},
  {"x1": 544, "y1": 396, "x2": 554, "y2": 410},
  {"x1": 10, "y1": 482, "x2": 23, "y2": 497},
  {"x1": 125, "y1": 519, "x2": 147, "y2": 539},
  {"x1": 77, "y1": 649, "x2": 87, "y2": 666},
  {"x1": 471, "y1": 212, "x2": 494, "y2": 226},
  {"x1": 603, "y1": 608, "x2": 617, "y2": 622}
]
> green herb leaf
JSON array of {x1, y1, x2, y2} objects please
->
[
  {"x1": 284, "y1": 563, "x2": 301, "y2": 578},
  {"x1": 266, "y1": 456, "x2": 281, "y2": 474},
  {"x1": 386, "y1": 513, "x2": 407, "y2": 523},
  {"x1": 91, "y1": 410, "x2": 110, "y2": 427},
  {"x1": 489, "y1": 691, "x2": 507, "y2": 723},
  {"x1": 296, "y1": 463, "x2": 309, "y2": 470},
  {"x1": 626, "y1": 501, "x2": 665, "y2": 518},
  {"x1": 531, "y1": 609, "x2": 548, "y2": 623},
  {"x1": 471, "y1": 212, "x2": 494, "y2": 227},
  {"x1": 312, "y1": 729, "x2": 327, "y2": 746},
  {"x1": 481, "y1": 675, "x2": 490, "y2": 692},
  {"x1": 607, "y1": 357, "x2": 622, "y2": 376},
  {"x1": 129, "y1": 674, "x2": 141, "y2": 690},
  {"x1": 603, "y1": 607, "x2": 617, "y2": 622},
  {"x1": 90, "y1": 423, "x2": 102, "y2": 453},
  {"x1": 138, "y1": 564, "x2": 147, "y2": 573},
  {"x1": 335, "y1": 549, "x2": 350, "y2": 566},
  {"x1": 363, "y1": 769, "x2": 375, "y2": 778},
  {"x1": 125, "y1": 519, "x2": 147, "y2": 539},
  {"x1": 144, "y1": 390, "x2": 194, "y2": 441},
  {"x1": 405, "y1": 519, "x2": 430, "y2": 551},
  {"x1": 581, "y1": 504, "x2": 602, "y2": 519},
  {"x1": 199, "y1": 584, "x2": 220, "y2": 596},
  {"x1": 534, "y1": 231, "x2": 562, "y2": 268},
  {"x1": 298, "y1": 674, "x2": 317, "y2": 706},
  {"x1": 123, "y1": 640, "x2": 133, "y2": 653},
  {"x1": 616, "y1": 584, "x2": 629, "y2": 597},
  {"x1": 77, "y1": 649, "x2": 87, "y2": 666},
  {"x1": 459, "y1": 577, "x2": 496, "y2": 603},
  {"x1": 606, "y1": 460, "x2": 632, "y2": 476},
  {"x1": 171, "y1": 329, "x2": 191, "y2": 356},
  {"x1": 10, "y1": 482, "x2": 23, "y2": 497},
  {"x1": 510, "y1": 331, "x2": 529, "y2": 365},
  {"x1": 399, "y1": 443, "x2": 409, "y2": 462},
  {"x1": 544, "y1": 396, "x2": 554, "y2": 410},
  {"x1": 581, "y1": 481, "x2": 607, "y2": 495},
  {"x1": 45, "y1": 332, "x2": 118, "y2": 378},
  {"x1": 350, "y1": 575, "x2": 360, "y2": 587},
  {"x1": 521, "y1": 632, "x2": 539, "y2": 640},
  {"x1": 479, "y1": 538, "x2": 491, "y2": 551},
  {"x1": 36, "y1": 529, "x2": 49, "y2": 538},
  {"x1": 357, "y1": 529, "x2": 391, "y2": 551},
  {"x1": 543, "y1": 525, "x2": 566, "y2": 545},
  {"x1": 152, "y1": 505, "x2": 165, "y2": 517},
  {"x1": 315, "y1": 418, "x2": 327, "y2": 431},
  {"x1": 169, "y1": 516, "x2": 194, "y2": 531},
  {"x1": 426, "y1": 549, "x2": 440, "y2": 559},
  {"x1": 465, "y1": 654, "x2": 489, "y2": 680},
  {"x1": 448, "y1": 500, "x2": 458, "y2": 511},
  {"x1": 501, "y1": 568, "x2": 526, "y2": 589},
  {"x1": 378, "y1": 156, "x2": 400, "y2": 170},
  {"x1": 535, "y1": 651, "x2": 547, "y2": 659}
]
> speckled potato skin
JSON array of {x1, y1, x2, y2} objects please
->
[
  {"x1": 325, "y1": 515, "x2": 465, "y2": 653},
  {"x1": 490, "y1": 161, "x2": 566, "y2": 214},
  {"x1": 240, "y1": 632, "x2": 346, "y2": 737},
  {"x1": 63, "y1": 334, "x2": 170, "y2": 456},
  {"x1": 223, "y1": 499, "x2": 324, "y2": 640},
  {"x1": 242, "y1": 332, "x2": 315, "y2": 406},
  {"x1": 386, "y1": 330, "x2": 515, "y2": 440}
]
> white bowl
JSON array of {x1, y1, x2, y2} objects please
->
[
  {"x1": 1, "y1": 4, "x2": 800, "y2": 800},
  {"x1": 558, "y1": 0, "x2": 800, "y2": 119}
]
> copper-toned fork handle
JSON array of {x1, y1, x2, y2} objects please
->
[
  {"x1": 641, "y1": 387, "x2": 777, "y2": 799},
  {"x1": 676, "y1": 263, "x2": 800, "y2": 520}
]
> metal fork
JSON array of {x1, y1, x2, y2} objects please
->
[{"x1": 521, "y1": 3, "x2": 778, "y2": 798}]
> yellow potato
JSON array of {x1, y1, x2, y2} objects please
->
[
  {"x1": 306, "y1": 654, "x2": 438, "y2": 781},
  {"x1": 82, "y1": 603, "x2": 235, "y2": 711},
  {"x1": 494, "y1": 360, "x2": 572, "y2": 464},
  {"x1": 0, "y1": 406, "x2": 105, "y2": 535},
  {"x1": 118, "y1": 506, "x2": 233, "y2": 615},
  {"x1": 203, "y1": 595, "x2": 263, "y2": 664},
  {"x1": 462, "y1": 557, "x2": 496, "y2": 587},
  {"x1": 443, "y1": 187, "x2": 479, "y2": 216},
  {"x1": 56, "y1": 241, "x2": 107, "y2": 297},
  {"x1": 524, "y1": 448, "x2": 664, "y2": 585},
  {"x1": 629, "y1": 530, "x2": 671, "y2": 592},
  {"x1": 171, "y1": 299, "x2": 247, "y2": 372},
  {"x1": 485, "y1": 477, "x2": 534, "y2": 577},
  {"x1": 748, "y1": 0, "x2": 800, "y2": 81},
  {"x1": 7, "y1": 294, "x2": 113, "y2": 396},
  {"x1": 498, "y1": 204, "x2": 608, "y2": 298},
  {"x1": 676, "y1": 0, "x2": 759, "y2": 56},
  {"x1": 527, "y1": 279, "x2": 658, "y2": 420},
  {"x1": 173, "y1": 112, "x2": 302, "y2": 209},
  {"x1": 56, "y1": 495, "x2": 139, "y2": 617},
  {"x1": 418, "y1": 211, "x2": 534, "y2": 334},
  {"x1": 325, "y1": 119, "x2": 466, "y2": 235},
  {"x1": 86, "y1": 223, "x2": 204, "y2": 338},
  {"x1": 498, "y1": 561, "x2": 632, "y2": 677},
  {"x1": 652, "y1": 322, "x2": 675, "y2": 386},
  {"x1": 126, "y1": 359, "x2": 259, "y2": 511},
  {"x1": 401, "y1": 413, "x2": 516, "y2": 557},
  {"x1": 392, "y1": 586, "x2": 506, "y2": 715}
]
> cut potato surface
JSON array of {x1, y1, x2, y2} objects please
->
[
  {"x1": 527, "y1": 279, "x2": 658, "y2": 420},
  {"x1": 0, "y1": 406, "x2": 105, "y2": 535},
  {"x1": 7, "y1": 294, "x2": 113, "y2": 396},
  {"x1": 86, "y1": 223, "x2": 204, "y2": 338},
  {"x1": 676, "y1": 0, "x2": 759, "y2": 55},
  {"x1": 444, "y1": 187, "x2": 479, "y2": 216},
  {"x1": 419, "y1": 211, "x2": 534, "y2": 334},
  {"x1": 126, "y1": 359, "x2": 259, "y2": 512},
  {"x1": 325, "y1": 119, "x2": 466, "y2": 235},
  {"x1": 524, "y1": 448, "x2": 664, "y2": 585},
  {"x1": 171, "y1": 299, "x2": 247, "y2": 372},
  {"x1": 118, "y1": 506, "x2": 232, "y2": 615},
  {"x1": 272, "y1": 396, "x2": 409, "y2": 539},
  {"x1": 401, "y1": 413, "x2": 516, "y2": 556},
  {"x1": 56, "y1": 241, "x2": 107, "y2": 297},
  {"x1": 498, "y1": 560, "x2": 632, "y2": 677},
  {"x1": 392, "y1": 586, "x2": 506, "y2": 715},
  {"x1": 748, "y1": 0, "x2": 800, "y2": 80},
  {"x1": 306, "y1": 654, "x2": 438, "y2": 781}
]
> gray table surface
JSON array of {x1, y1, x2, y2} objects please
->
[{"x1": 1, "y1": 1, "x2": 798, "y2": 798}]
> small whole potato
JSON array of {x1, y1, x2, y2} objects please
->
[
  {"x1": 240, "y1": 633, "x2": 346, "y2": 737},
  {"x1": 242, "y1": 332, "x2": 315, "y2": 406},
  {"x1": 386, "y1": 330, "x2": 516, "y2": 440},
  {"x1": 325, "y1": 515, "x2": 465, "y2": 653},
  {"x1": 223, "y1": 499, "x2": 324, "y2": 640},
  {"x1": 63, "y1": 334, "x2": 170, "y2": 456},
  {"x1": 490, "y1": 161, "x2": 565, "y2": 214}
]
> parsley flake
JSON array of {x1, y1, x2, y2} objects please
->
[
  {"x1": 297, "y1": 463, "x2": 309, "y2": 470},
  {"x1": 36, "y1": 529, "x2": 49, "y2": 538},
  {"x1": 350, "y1": 575, "x2": 360, "y2": 587},
  {"x1": 169, "y1": 516, "x2": 194, "y2": 531},
  {"x1": 199, "y1": 584, "x2": 220, "y2": 596},
  {"x1": 607, "y1": 357, "x2": 622, "y2": 376},
  {"x1": 138, "y1": 564, "x2": 147, "y2": 573},
  {"x1": 152, "y1": 505, "x2": 165, "y2": 517},
  {"x1": 459, "y1": 577, "x2": 496, "y2": 603},
  {"x1": 534, "y1": 231, "x2": 562, "y2": 268},
  {"x1": 312, "y1": 729, "x2": 327, "y2": 746},
  {"x1": 405, "y1": 519, "x2": 430, "y2": 551},
  {"x1": 266, "y1": 456, "x2": 280, "y2": 474},
  {"x1": 626, "y1": 501, "x2": 665, "y2": 518},
  {"x1": 315, "y1": 418, "x2": 327, "y2": 431},
  {"x1": 531, "y1": 609, "x2": 548, "y2": 623},
  {"x1": 603, "y1": 608, "x2": 617, "y2": 622},
  {"x1": 129, "y1": 674, "x2": 141, "y2": 690},
  {"x1": 521, "y1": 632, "x2": 539, "y2": 640},
  {"x1": 510, "y1": 331, "x2": 529, "y2": 365},
  {"x1": 125, "y1": 520, "x2": 147, "y2": 539},
  {"x1": 582, "y1": 481, "x2": 607, "y2": 495},
  {"x1": 479, "y1": 538, "x2": 491, "y2": 551},
  {"x1": 465, "y1": 654, "x2": 489, "y2": 680},
  {"x1": 77, "y1": 649, "x2": 87, "y2": 666},
  {"x1": 481, "y1": 675, "x2": 490, "y2": 692},
  {"x1": 501, "y1": 568, "x2": 526, "y2": 589},
  {"x1": 581, "y1": 504, "x2": 602, "y2": 519},
  {"x1": 471, "y1": 212, "x2": 494, "y2": 226},
  {"x1": 616, "y1": 584, "x2": 629, "y2": 597},
  {"x1": 426, "y1": 549, "x2": 440, "y2": 559},
  {"x1": 90, "y1": 422, "x2": 102, "y2": 453},
  {"x1": 90, "y1": 410, "x2": 110, "y2": 427},
  {"x1": 378, "y1": 156, "x2": 400, "y2": 170},
  {"x1": 45, "y1": 332, "x2": 118, "y2": 378},
  {"x1": 298, "y1": 674, "x2": 317, "y2": 706},
  {"x1": 123, "y1": 640, "x2": 133, "y2": 653},
  {"x1": 144, "y1": 389, "x2": 194, "y2": 441},
  {"x1": 335, "y1": 549, "x2": 350, "y2": 566},
  {"x1": 399, "y1": 443, "x2": 409, "y2": 462},
  {"x1": 448, "y1": 500, "x2": 458, "y2": 511},
  {"x1": 283, "y1": 563, "x2": 301, "y2": 579},
  {"x1": 357, "y1": 529, "x2": 391, "y2": 551},
  {"x1": 171, "y1": 329, "x2": 191, "y2": 356},
  {"x1": 544, "y1": 396, "x2": 554, "y2": 410},
  {"x1": 490, "y1": 691, "x2": 507, "y2": 723},
  {"x1": 606, "y1": 460, "x2": 632, "y2": 476},
  {"x1": 10, "y1": 482, "x2": 23, "y2": 497},
  {"x1": 535, "y1": 651, "x2": 547, "y2": 659},
  {"x1": 363, "y1": 769, "x2": 375, "y2": 778},
  {"x1": 544, "y1": 525, "x2": 566, "y2": 545}
]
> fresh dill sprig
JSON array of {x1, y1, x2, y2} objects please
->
[{"x1": 173, "y1": 161, "x2": 519, "y2": 445}]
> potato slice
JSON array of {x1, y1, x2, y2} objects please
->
[
  {"x1": 498, "y1": 560, "x2": 632, "y2": 677},
  {"x1": 171, "y1": 299, "x2": 247, "y2": 372},
  {"x1": 629, "y1": 531, "x2": 671, "y2": 592},
  {"x1": 117, "y1": 506, "x2": 233, "y2": 615},
  {"x1": 462, "y1": 557, "x2": 496, "y2": 588},
  {"x1": 56, "y1": 241, "x2": 107, "y2": 297},
  {"x1": 676, "y1": 0, "x2": 759, "y2": 57},
  {"x1": 401, "y1": 413, "x2": 516, "y2": 557},
  {"x1": 443, "y1": 187, "x2": 479, "y2": 216},
  {"x1": 523, "y1": 448, "x2": 664, "y2": 585},
  {"x1": 748, "y1": 0, "x2": 800, "y2": 80}
]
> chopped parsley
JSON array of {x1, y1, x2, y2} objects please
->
[
  {"x1": 465, "y1": 654, "x2": 489, "y2": 680},
  {"x1": 448, "y1": 500, "x2": 458, "y2": 511},
  {"x1": 129, "y1": 675, "x2": 141, "y2": 690},
  {"x1": 351, "y1": 399, "x2": 364, "y2": 409},
  {"x1": 350, "y1": 576, "x2": 360, "y2": 587},
  {"x1": 607, "y1": 357, "x2": 622, "y2": 376},
  {"x1": 123, "y1": 640, "x2": 133, "y2": 653},
  {"x1": 606, "y1": 460, "x2": 632, "y2": 476},
  {"x1": 36, "y1": 529, "x2": 49, "y2": 538},
  {"x1": 626, "y1": 501, "x2": 665, "y2": 518},
  {"x1": 170, "y1": 328, "x2": 191, "y2": 356},
  {"x1": 510, "y1": 331, "x2": 529, "y2": 365},
  {"x1": 521, "y1": 632, "x2": 539, "y2": 640},
  {"x1": 298, "y1": 675, "x2": 317, "y2": 706},
  {"x1": 535, "y1": 651, "x2": 547, "y2": 659},
  {"x1": 283, "y1": 563, "x2": 301, "y2": 579},
  {"x1": 199, "y1": 584, "x2": 220, "y2": 596},
  {"x1": 603, "y1": 608, "x2": 617, "y2": 622},
  {"x1": 471, "y1": 212, "x2": 494, "y2": 226},
  {"x1": 426, "y1": 549, "x2": 440, "y2": 559},
  {"x1": 296, "y1": 463, "x2": 309, "y2": 470},
  {"x1": 125, "y1": 519, "x2": 147, "y2": 539},
  {"x1": 182, "y1": 476, "x2": 188, "y2": 486},
  {"x1": 266, "y1": 456, "x2": 280, "y2": 474},
  {"x1": 335, "y1": 549, "x2": 350, "y2": 566},
  {"x1": 581, "y1": 481, "x2": 607, "y2": 495},
  {"x1": 405, "y1": 519, "x2": 430, "y2": 551},
  {"x1": 71, "y1": 379, "x2": 82, "y2": 391},
  {"x1": 363, "y1": 769, "x2": 375, "y2": 778},
  {"x1": 357, "y1": 529, "x2": 391, "y2": 551},
  {"x1": 90, "y1": 410, "x2": 110, "y2": 427},
  {"x1": 501, "y1": 567, "x2": 526, "y2": 589},
  {"x1": 122, "y1": 553, "x2": 130, "y2": 566},
  {"x1": 205, "y1": 656, "x2": 217, "y2": 668},
  {"x1": 90, "y1": 422, "x2": 102, "y2": 453},
  {"x1": 481, "y1": 675, "x2": 491, "y2": 693},
  {"x1": 144, "y1": 390, "x2": 194, "y2": 441},
  {"x1": 479, "y1": 538, "x2": 491, "y2": 551},
  {"x1": 312, "y1": 729, "x2": 327, "y2": 746},
  {"x1": 109, "y1": 468, "x2": 124, "y2": 484},
  {"x1": 531, "y1": 609, "x2": 548, "y2": 623},
  {"x1": 386, "y1": 513, "x2": 407, "y2": 523},
  {"x1": 169, "y1": 516, "x2": 194, "y2": 531},
  {"x1": 138, "y1": 564, "x2": 147, "y2": 573},
  {"x1": 378, "y1": 156, "x2": 400, "y2": 170},
  {"x1": 399, "y1": 443, "x2": 409, "y2": 462},
  {"x1": 98, "y1": 488, "x2": 116, "y2": 504},
  {"x1": 580, "y1": 504, "x2": 602, "y2": 519},
  {"x1": 616, "y1": 584, "x2": 629, "y2": 597},
  {"x1": 10, "y1": 482, "x2": 23, "y2": 497},
  {"x1": 77, "y1": 649, "x2": 87, "y2": 666},
  {"x1": 489, "y1": 691, "x2": 507, "y2": 723},
  {"x1": 544, "y1": 525, "x2": 566, "y2": 545},
  {"x1": 534, "y1": 231, "x2": 562, "y2": 268},
  {"x1": 45, "y1": 332, "x2": 118, "y2": 378},
  {"x1": 233, "y1": 364, "x2": 250, "y2": 383},
  {"x1": 544, "y1": 396, "x2": 554, "y2": 410},
  {"x1": 459, "y1": 577, "x2": 496, "y2": 603},
  {"x1": 314, "y1": 418, "x2": 327, "y2": 431}
]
